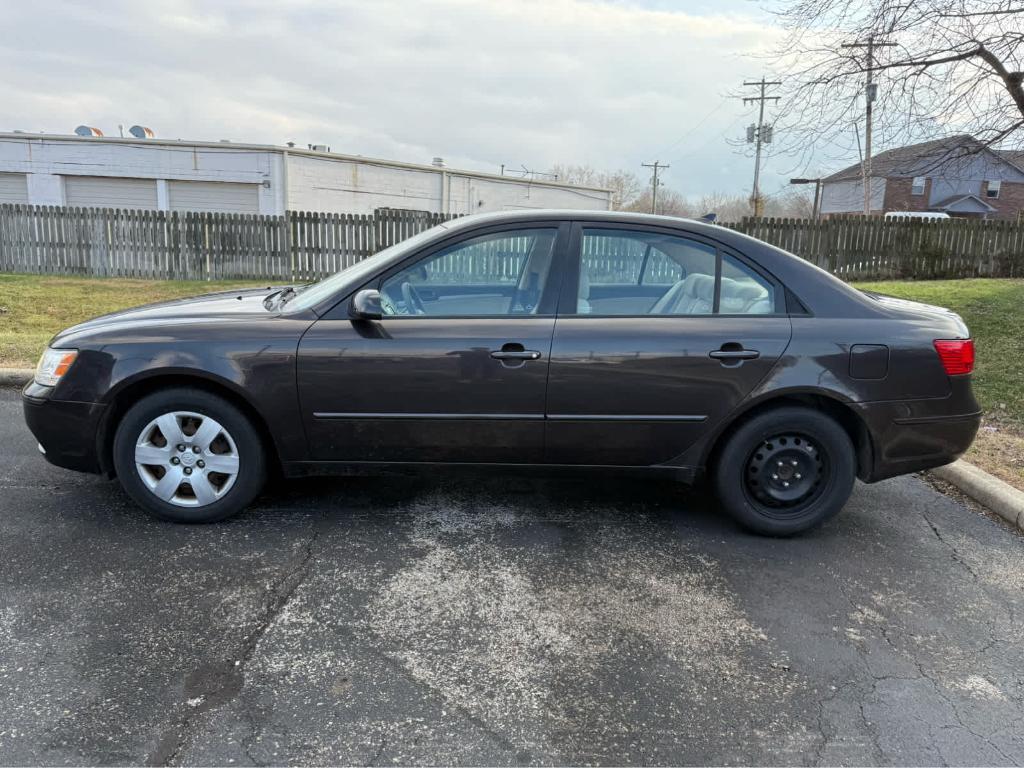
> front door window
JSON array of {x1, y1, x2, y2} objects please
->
[{"x1": 380, "y1": 228, "x2": 558, "y2": 316}]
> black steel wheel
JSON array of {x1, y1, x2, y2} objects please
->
[
  {"x1": 713, "y1": 406, "x2": 856, "y2": 536},
  {"x1": 744, "y1": 433, "x2": 828, "y2": 517}
]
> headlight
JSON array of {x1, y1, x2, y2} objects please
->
[{"x1": 35, "y1": 348, "x2": 78, "y2": 387}]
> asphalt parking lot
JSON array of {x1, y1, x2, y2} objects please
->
[{"x1": 1, "y1": 389, "x2": 1023, "y2": 766}]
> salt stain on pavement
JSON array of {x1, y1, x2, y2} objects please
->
[{"x1": 365, "y1": 491, "x2": 814, "y2": 761}]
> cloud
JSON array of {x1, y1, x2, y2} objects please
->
[{"x1": 1, "y1": 0, "x2": 789, "y2": 196}]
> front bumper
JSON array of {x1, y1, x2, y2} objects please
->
[{"x1": 23, "y1": 384, "x2": 107, "y2": 475}]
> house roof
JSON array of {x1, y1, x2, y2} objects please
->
[
  {"x1": 996, "y1": 149, "x2": 1024, "y2": 171},
  {"x1": 929, "y1": 193, "x2": 996, "y2": 213},
  {"x1": 823, "y1": 135, "x2": 987, "y2": 182}
]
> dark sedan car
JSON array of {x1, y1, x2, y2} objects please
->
[{"x1": 23, "y1": 211, "x2": 980, "y2": 535}]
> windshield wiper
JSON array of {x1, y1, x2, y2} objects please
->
[
  {"x1": 277, "y1": 285, "x2": 299, "y2": 307},
  {"x1": 263, "y1": 286, "x2": 297, "y2": 311}
]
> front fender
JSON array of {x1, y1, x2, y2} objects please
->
[{"x1": 52, "y1": 314, "x2": 316, "y2": 465}]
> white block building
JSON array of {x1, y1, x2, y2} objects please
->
[{"x1": 0, "y1": 132, "x2": 612, "y2": 215}]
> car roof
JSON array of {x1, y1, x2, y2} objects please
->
[
  {"x1": 440, "y1": 209, "x2": 709, "y2": 231},
  {"x1": 439, "y1": 208, "x2": 740, "y2": 248}
]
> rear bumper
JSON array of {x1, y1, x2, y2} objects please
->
[
  {"x1": 23, "y1": 385, "x2": 107, "y2": 475},
  {"x1": 855, "y1": 378, "x2": 981, "y2": 482}
]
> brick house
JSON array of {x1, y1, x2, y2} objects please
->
[{"x1": 819, "y1": 135, "x2": 1024, "y2": 220}]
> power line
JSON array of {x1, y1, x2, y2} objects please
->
[
  {"x1": 841, "y1": 35, "x2": 897, "y2": 215},
  {"x1": 649, "y1": 99, "x2": 730, "y2": 158},
  {"x1": 666, "y1": 111, "x2": 748, "y2": 164},
  {"x1": 641, "y1": 161, "x2": 669, "y2": 214},
  {"x1": 741, "y1": 76, "x2": 781, "y2": 218}
]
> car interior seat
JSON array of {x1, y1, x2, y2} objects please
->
[
  {"x1": 650, "y1": 273, "x2": 770, "y2": 315},
  {"x1": 577, "y1": 266, "x2": 592, "y2": 314}
]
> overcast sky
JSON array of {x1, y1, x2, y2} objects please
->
[{"x1": 2, "y1": 0, "x2": 822, "y2": 200}]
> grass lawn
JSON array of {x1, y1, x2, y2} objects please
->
[
  {"x1": 2, "y1": 273, "x2": 1021, "y2": 488},
  {"x1": 0, "y1": 274, "x2": 265, "y2": 368}
]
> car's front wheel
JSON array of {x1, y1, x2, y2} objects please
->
[
  {"x1": 112, "y1": 388, "x2": 266, "y2": 523},
  {"x1": 713, "y1": 406, "x2": 856, "y2": 536}
]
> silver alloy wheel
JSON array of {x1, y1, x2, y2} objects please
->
[{"x1": 134, "y1": 411, "x2": 240, "y2": 507}]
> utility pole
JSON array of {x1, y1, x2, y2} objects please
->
[
  {"x1": 841, "y1": 35, "x2": 896, "y2": 215},
  {"x1": 742, "y1": 76, "x2": 781, "y2": 218},
  {"x1": 641, "y1": 161, "x2": 669, "y2": 213}
]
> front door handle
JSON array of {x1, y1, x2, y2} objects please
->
[
  {"x1": 490, "y1": 350, "x2": 542, "y2": 361},
  {"x1": 491, "y1": 342, "x2": 542, "y2": 364}
]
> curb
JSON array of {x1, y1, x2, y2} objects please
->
[
  {"x1": 932, "y1": 460, "x2": 1024, "y2": 531},
  {"x1": 0, "y1": 368, "x2": 33, "y2": 388}
]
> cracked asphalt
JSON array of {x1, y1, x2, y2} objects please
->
[{"x1": 1, "y1": 388, "x2": 1023, "y2": 766}]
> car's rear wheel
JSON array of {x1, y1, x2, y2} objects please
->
[
  {"x1": 112, "y1": 388, "x2": 265, "y2": 523},
  {"x1": 713, "y1": 406, "x2": 856, "y2": 536}
]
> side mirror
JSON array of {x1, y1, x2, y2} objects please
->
[{"x1": 350, "y1": 289, "x2": 383, "y2": 321}]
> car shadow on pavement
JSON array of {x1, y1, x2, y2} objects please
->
[{"x1": 249, "y1": 472, "x2": 735, "y2": 536}]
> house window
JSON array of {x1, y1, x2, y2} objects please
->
[
  {"x1": 911, "y1": 177, "x2": 927, "y2": 196},
  {"x1": 986, "y1": 179, "x2": 1001, "y2": 199}
]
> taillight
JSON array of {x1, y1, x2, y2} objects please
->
[{"x1": 933, "y1": 339, "x2": 974, "y2": 375}]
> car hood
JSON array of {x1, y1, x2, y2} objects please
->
[
  {"x1": 861, "y1": 291, "x2": 970, "y2": 336},
  {"x1": 51, "y1": 287, "x2": 281, "y2": 345}
]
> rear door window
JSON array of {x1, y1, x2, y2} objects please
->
[
  {"x1": 572, "y1": 228, "x2": 775, "y2": 315},
  {"x1": 720, "y1": 253, "x2": 775, "y2": 315}
]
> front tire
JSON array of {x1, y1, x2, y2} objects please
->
[
  {"x1": 112, "y1": 388, "x2": 266, "y2": 523},
  {"x1": 713, "y1": 406, "x2": 856, "y2": 536}
]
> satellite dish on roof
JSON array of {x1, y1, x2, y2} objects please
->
[
  {"x1": 128, "y1": 125, "x2": 154, "y2": 139},
  {"x1": 74, "y1": 125, "x2": 104, "y2": 137}
]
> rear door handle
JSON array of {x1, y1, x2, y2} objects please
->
[
  {"x1": 709, "y1": 349, "x2": 760, "y2": 360},
  {"x1": 709, "y1": 342, "x2": 760, "y2": 365},
  {"x1": 491, "y1": 350, "x2": 542, "y2": 361}
]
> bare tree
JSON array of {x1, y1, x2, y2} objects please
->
[
  {"x1": 547, "y1": 162, "x2": 813, "y2": 221},
  {"x1": 766, "y1": 187, "x2": 817, "y2": 218},
  {"x1": 548, "y1": 165, "x2": 645, "y2": 210},
  {"x1": 693, "y1": 192, "x2": 753, "y2": 222},
  {"x1": 771, "y1": 0, "x2": 1024, "y2": 167},
  {"x1": 694, "y1": 188, "x2": 815, "y2": 222},
  {"x1": 623, "y1": 187, "x2": 693, "y2": 218}
]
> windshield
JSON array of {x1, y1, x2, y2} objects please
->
[{"x1": 281, "y1": 223, "x2": 451, "y2": 312}]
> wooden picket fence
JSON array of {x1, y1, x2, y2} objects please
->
[
  {"x1": 727, "y1": 215, "x2": 1024, "y2": 280},
  {"x1": 3, "y1": 203, "x2": 1024, "y2": 282},
  {"x1": 0, "y1": 205, "x2": 454, "y2": 282}
]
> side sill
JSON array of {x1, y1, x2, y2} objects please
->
[
  {"x1": 281, "y1": 460, "x2": 700, "y2": 484},
  {"x1": 311, "y1": 413, "x2": 707, "y2": 422}
]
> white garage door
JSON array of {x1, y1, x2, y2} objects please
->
[
  {"x1": 64, "y1": 176, "x2": 158, "y2": 210},
  {"x1": 0, "y1": 173, "x2": 28, "y2": 204},
  {"x1": 168, "y1": 181, "x2": 260, "y2": 213}
]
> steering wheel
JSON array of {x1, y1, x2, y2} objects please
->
[
  {"x1": 379, "y1": 291, "x2": 399, "y2": 315},
  {"x1": 401, "y1": 282, "x2": 427, "y2": 315}
]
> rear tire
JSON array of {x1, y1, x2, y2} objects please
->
[
  {"x1": 112, "y1": 388, "x2": 266, "y2": 523},
  {"x1": 713, "y1": 406, "x2": 855, "y2": 536}
]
